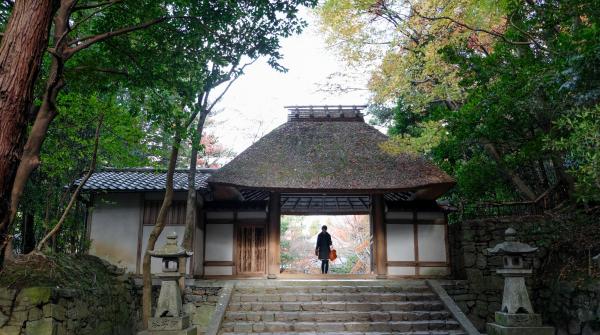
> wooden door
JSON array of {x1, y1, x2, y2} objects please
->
[{"x1": 236, "y1": 224, "x2": 266, "y2": 275}]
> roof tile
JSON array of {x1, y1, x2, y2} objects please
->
[{"x1": 78, "y1": 169, "x2": 212, "y2": 192}]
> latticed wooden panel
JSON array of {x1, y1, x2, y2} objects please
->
[
  {"x1": 143, "y1": 200, "x2": 187, "y2": 225},
  {"x1": 237, "y1": 225, "x2": 266, "y2": 274}
]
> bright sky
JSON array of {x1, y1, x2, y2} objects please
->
[{"x1": 209, "y1": 10, "x2": 369, "y2": 156}]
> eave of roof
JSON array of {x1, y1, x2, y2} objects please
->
[{"x1": 77, "y1": 168, "x2": 215, "y2": 192}]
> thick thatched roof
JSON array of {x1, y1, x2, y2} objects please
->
[{"x1": 209, "y1": 112, "x2": 455, "y2": 199}]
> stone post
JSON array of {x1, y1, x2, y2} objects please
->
[
  {"x1": 138, "y1": 232, "x2": 196, "y2": 335},
  {"x1": 486, "y1": 228, "x2": 554, "y2": 335}
]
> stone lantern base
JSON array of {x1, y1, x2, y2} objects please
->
[
  {"x1": 137, "y1": 314, "x2": 197, "y2": 335},
  {"x1": 487, "y1": 312, "x2": 554, "y2": 335}
]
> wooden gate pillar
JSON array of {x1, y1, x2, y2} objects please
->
[
  {"x1": 373, "y1": 194, "x2": 387, "y2": 278},
  {"x1": 267, "y1": 192, "x2": 281, "y2": 279}
]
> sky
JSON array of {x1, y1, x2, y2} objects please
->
[{"x1": 208, "y1": 10, "x2": 369, "y2": 156}]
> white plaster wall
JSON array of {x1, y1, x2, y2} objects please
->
[
  {"x1": 89, "y1": 193, "x2": 141, "y2": 273},
  {"x1": 204, "y1": 266, "x2": 233, "y2": 276},
  {"x1": 388, "y1": 266, "x2": 416, "y2": 276},
  {"x1": 417, "y1": 224, "x2": 447, "y2": 262},
  {"x1": 205, "y1": 224, "x2": 234, "y2": 261},
  {"x1": 141, "y1": 225, "x2": 190, "y2": 274},
  {"x1": 386, "y1": 224, "x2": 415, "y2": 262}
]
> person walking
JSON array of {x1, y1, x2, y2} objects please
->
[{"x1": 315, "y1": 225, "x2": 332, "y2": 274}]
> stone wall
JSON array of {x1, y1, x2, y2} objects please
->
[
  {"x1": 182, "y1": 282, "x2": 221, "y2": 334},
  {"x1": 448, "y1": 215, "x2": 600, "y2": 334},
  {"x1": 0, "y1": 265, "x2": 138, "y2": 335},
  {"x1": 133, "y1": 279, "x2": 222, "y2": 334},
  {"x1": 535, "y1": 282, "x2": 600, "y2": 335}
]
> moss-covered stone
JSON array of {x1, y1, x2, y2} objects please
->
[
  {"x1": 0, "y1": 288, "x2": 16, "y2": 301},
  {"x1": 0, "y1": 254, "x2": 137, "y2": 335},
  {"x1": 43, "y1": 304, "x2": 65, "y2": 321},
  {"x1": 18, "y1": 287, "x2": 53, "y2": 306},
  {"x1": 25, "y1": 318, "x2": 56, "y2": 335},
  {"x1": 191, "y1": 304, "x2": 215, "y2": 331},
  {"x1": 0, "y1": 325, "x2": 21, "y2": 335}
]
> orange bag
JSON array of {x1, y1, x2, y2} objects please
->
[{"x1": 329, "y1": 249, "x2": 337, "y2": 262}]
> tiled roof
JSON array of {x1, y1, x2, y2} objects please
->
[{"x1": 78, "y1": 168, "x2": 214, "y2": 192}]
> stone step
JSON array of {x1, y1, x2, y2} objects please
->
[
  {"x1": 225, "y1": 310, "x2": 452, "y2": 322},
  {"x1": 227, "y1": 300, "x2": 446, "y2": 312},
  {"x1": 220, "y1": 320, "x2": 462, "y2": 333},
  {"x1": 230, "y1": 292, "x2": 438, "y2": 303},
  {"x1": 234, "y1": 285, "x2": 431, "y2": 294}
]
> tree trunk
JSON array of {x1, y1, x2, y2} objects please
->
[
  {"x1": 142, "y1": 133, "x2": 182, "y2": 328},
  {"x1": 180, "y1": 110, "x2": 209, "y2": 281},
  {"x1": 0, "y1": 0, "x2": 57, "y2": 263},
  {"x1": 7, "y1": 0, "x2": 172, "y2": 232},
  {"x1": 2, "y1": 236, "x2": 14, "y2": 262},
  {"x1": 9, "y1": 0, "x2": 73, "y2": 230},
  {"x1": 482, "y1": 140, "x2": 537, "y2": 201},
  {"x1": 22, "y1": 213, "x2": 36, "y2": 254}
]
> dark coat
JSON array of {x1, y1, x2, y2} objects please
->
[{"x1": 316, "y1": 232, "x2": 332, "y2": 260}]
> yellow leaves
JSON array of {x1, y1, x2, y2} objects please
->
[
  {"x1": 317, "y1": 0, "x2": 506, "y2": 111},
  {"x1": 317, "y1": 0, "x2": 395, "y2": 65},
  {"x1": 380, "y1": 120, "x2": 445, "y2": 155}
]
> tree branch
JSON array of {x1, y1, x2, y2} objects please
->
[
  {"x1": 34, "y1": 115, "x2": 103, "y2": 252},
  {"x1": 69, "y1": 0, "x2": 121, "y2": 33},
  {"x1": 72, "y1": 0, "x2": 122, "y2": 11},
  {"x1": 206, "y1": 59, "x2": 257, "y2": 113},
  {"x1": 69, "y1": 66, "x2": 128, "y2": 76},
  {"x1": 410, "y1": 6, "x2": 548, "y2": 51},
  {"x1": 66, "y1": 17, "x2": 170, "y2": 56}
]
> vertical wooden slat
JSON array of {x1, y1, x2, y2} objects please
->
[
  {"x1": 268, "y1": 192, "x2": 281, "y2": 279},
  {"x1": 373, "y1": 194, "x2": 387, "y2": 278},
  {"x1": 136, "y1": 194, "x2": 144, "y2": 274},
  {"x1": 413, "y1": 211, "x2": 420, "y2": 276}
]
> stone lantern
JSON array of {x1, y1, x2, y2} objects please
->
[
  {"x1": 486, "y1": 228, "x2": 554, "y2": 335},
  {"x1": 138, "y1": 232, "x2": 196, "y2": 335}
]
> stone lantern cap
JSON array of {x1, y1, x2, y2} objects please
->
[
  {"x1": 148, "y1": 232, "x2": 193, "y2": 258},
  {"x1": 487, "y1": 228, "x2": 538, "y2": 255}
]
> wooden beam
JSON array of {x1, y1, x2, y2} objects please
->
[
  {"x1": 373, "y1": 194, "x2": 387, "y2": 278},
  {"x1": 267, "y1": 192, "x2": 281, "y2": 279},
  {"x1": 203, "y1": 261, "x2": 234, "y2": 266}
]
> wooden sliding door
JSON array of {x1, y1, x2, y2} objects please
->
[{"x1": 236, "y1": 224, "x2": 266, "y2": 276}]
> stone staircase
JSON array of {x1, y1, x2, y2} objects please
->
[{"x1": 218, "y1": 281, "x2": 467, "y2": 335}]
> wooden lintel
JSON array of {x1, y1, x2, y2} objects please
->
[
  {"x1": 386, "y1": 261, "x2": 448, "y2": 267},
  {"x1": 204, "y1": 261, "x2": 234, "y2": 266}
]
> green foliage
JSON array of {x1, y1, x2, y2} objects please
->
[
  {"x1": 10, "y1": 0, "x2": 318, "y2": 253},
  {"x1": 548, "y1": 107, "x2": 600, "y2": 203},
  {"x1": 12, "y1": 93, "x2": 149, "y2": 253},
  {"x1": 0, "y1": 253, "x2": 116, "y2": 290},
  {"x1": 322, "y1": 0, "x2": 600, "y2": 204},
  {"x1": 330, "y1": 254, "x2": 358, "y2": 274}
]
